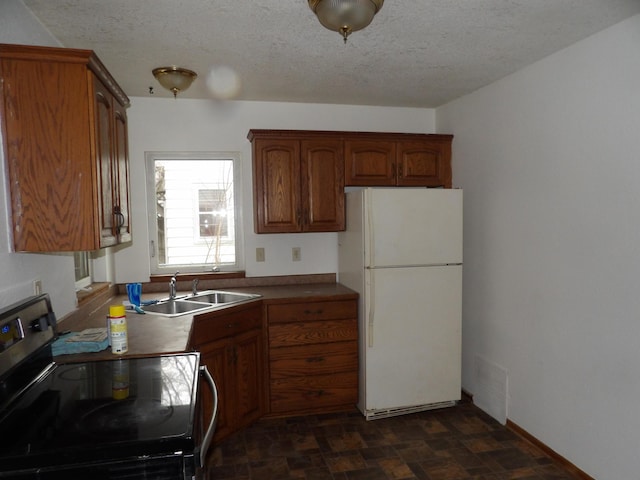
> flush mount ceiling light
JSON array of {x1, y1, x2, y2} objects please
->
[
  {"x1": 308, "y1": 0, "x2": 384, "y2": 43},
  {"x1": 152, "y1": 66, "x2": 198, "y2": 98}
]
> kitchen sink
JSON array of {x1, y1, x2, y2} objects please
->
[
  {"x1": 188, "y1": 290, "x2": 261, "y2": 305},
  {"x1": 141, "y1": 290, "x2": 261, "y2": 317},
  {"x1": 141, "y1": 300, "x2": 214, "y2": 317}
]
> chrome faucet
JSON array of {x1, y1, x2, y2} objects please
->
[
  {"x1": 192, "y1": 278, "x2": 199, "y2": 296},
  {"x1": 169, "y1": 271, "x2": 179, "y2": 300}
]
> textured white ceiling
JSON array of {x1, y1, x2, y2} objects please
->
[{"x1": 22, "y1": 0, "x2": 640, "y2": 107}]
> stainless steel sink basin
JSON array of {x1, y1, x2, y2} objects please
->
[
  {"x1": 141, "y1": 290, "x2": 261, "y2": 317},
  {"x1": 142, "y1": 300, "x2": 214, "y2": 317},
  {"x1": 188, "y1": 290, "x2": 261, "y2": 305}
]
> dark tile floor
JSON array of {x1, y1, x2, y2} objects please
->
[{"x1": 207, "y1": 400, "x2": 577, "y2": 480}]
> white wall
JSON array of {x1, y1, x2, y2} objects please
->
[
  {"x1": 437, "y1": 14, "x2": 640, "y2": 479},
  {"x1": 0, "y1": 1, "x2": 77, "y2": 316},
  {"x1": 0, "y1": 0, "x2": 435, "y2": 314},
  {"x1": 116, "y1": 99, "x2": 435, "y2": 282}
]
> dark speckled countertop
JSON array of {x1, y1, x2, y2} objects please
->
[{"x1": 55, "y1": 283, "x2": 357, "y2": 364}]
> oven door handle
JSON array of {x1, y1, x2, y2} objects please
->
[{"x1": 198, "y1": 365, "x2": 219, "y2": 469}]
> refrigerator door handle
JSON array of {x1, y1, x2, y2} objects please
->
[{"x1": 368, "y1": 270, "x2": 375, "y2": 347}]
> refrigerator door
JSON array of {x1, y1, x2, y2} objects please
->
[
  {"x1": 364, "y1": 188, "x2": 462, "y2": 268},
  {"x1": 362, "y1": 265, "x2": 462, "y2": 415}
]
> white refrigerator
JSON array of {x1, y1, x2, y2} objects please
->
[{"x1": 338, "y1": 188, "x2": 462, "y2": 420}]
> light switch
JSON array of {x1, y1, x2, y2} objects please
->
[{"x1": 256, "y1": 247, "x2": 265, "y2": 262}]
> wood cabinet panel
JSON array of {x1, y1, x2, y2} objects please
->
[
  {"x1": 269, "y1": 341, "x2": 358, "y2": 378},
  {"x1": 267, "y1": 300, "x2": 357, "y2": 324},
  {"x1": 249, "y1": 130, "x2": 453, "y2": 234},
  {"x1": 249, "y1": 131, "x2": 344, "y2": 233},
  {"x1": 112, "y1": 99, "x2": 132, "y2": 242},
  {"x1": 265, "y1": 297, "x2": 359, "y2": 416},
  {"x1": 345, "y1": 136, "x2": 452, "y2": 187},
  {"x1": 190, "y1": 302, "x2": 265, "y2": 444},
  {"x1": 301, "y1": 139, "x2": 345, "y2": 232},
  {"x1": 199, "y1": 337, "x2": 232, "y2": 441},
  {"x1": 191, "y1": 303, "x2": 262, "y2": 345},
  {"x1": 233, "y1": 329, "x2": 264, "y2": 428},
  {"x1": 344, "y1": 140, "x2": 396, "y2": 186},
  {"x1": 0, "y1": 44, "x2": 131, "y2": 251},
  {"x1": 252, "y1": 138, "x2": 301, "y2": 233},
  {"x1": 270, "y1": 372, "x2": 358, "y2": 414},
  {"x1": 396, "y1": 140, "x2": 452, "y2": 187},
  {"x1": 269, "y1": 319, "x2": 357, "y2": 348}
]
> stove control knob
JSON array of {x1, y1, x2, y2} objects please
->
[{"x1": 30, "y1": 314, "x2": 54, "y2": 332}]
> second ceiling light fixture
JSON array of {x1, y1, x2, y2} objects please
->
[{"x1": 308, "y1": 0, "x2": 384, "y2": 43}]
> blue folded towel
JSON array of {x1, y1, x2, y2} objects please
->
[{"x1": 52, "y1": 330, "x2": 109, "y2": 356}]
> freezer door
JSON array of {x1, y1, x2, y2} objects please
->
[
  {"x1": 365, "y1": 188, "x2": 462, "y2": 267},
  {"x1": 363, "y1": 265, "x2": 462, "y2": 412}
]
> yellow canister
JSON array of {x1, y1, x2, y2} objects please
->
[{"x1": 108, "y1": 305, "x2": 128, "y2": 355}]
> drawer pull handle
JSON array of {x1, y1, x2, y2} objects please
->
[
  {"x1": 306, "y1": 356, "x2": 325, "y2": 363},
  {"x1": 227, "y1": 322, "x2": 239, "y2": 329},
  {"x1": 303, "y1": 309, "x2": 323, "y2": 315},
  {"x1": 317, "y1": 389, "x2": 325, "y2": 396}
]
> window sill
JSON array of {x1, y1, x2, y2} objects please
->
[
  {"x1": 149, "y1": 271, "x2": 246, "y2": 283},
  {"x1": 76, "y1": 282, "x2": 112, "y2": 307}
]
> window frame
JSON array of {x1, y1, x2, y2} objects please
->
[
  {"x1": 74, "y1": 251, "x2": 92, "y2": 291},
  {"x1": 144, "y1": 151, "x2": 244, "y2": 275}
]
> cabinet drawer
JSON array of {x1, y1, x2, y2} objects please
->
[
  {"x1": 270, "y1": 341, "x2": 357, "y2": 378},
  {"x1": 267, "y1": 300, "x2": 356, "y2": 324},
  {"x1": 190, "y1": 304, "x2": 261, "y2": 347},
  {"x1": 269, "y1": 372, "x2": 358, "y2": 414},
  {"x1": 269, "y1": 318, "x2": 357, "y2": 348}
]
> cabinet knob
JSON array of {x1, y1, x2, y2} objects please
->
[{"x1": 303, "y1": 309, "x2": 323, "y2": 315}]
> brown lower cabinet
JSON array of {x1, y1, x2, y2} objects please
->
[
  {"x1": 189, "y1": 294, "x2": 359, "y2": 442},
  {"x1": 266, "y1": 299, "x2": 359, "y2": 416},
  {"x1": 189, "y1": 303, "x2": 265, "y2": 444}
]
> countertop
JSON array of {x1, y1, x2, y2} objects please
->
[{"x1": 55, "y1": 283, "x2": 357, "y2": 364}]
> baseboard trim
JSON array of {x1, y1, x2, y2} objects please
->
[{"x1": 506, "y1": 420, "x2": 595, "y2": 480}]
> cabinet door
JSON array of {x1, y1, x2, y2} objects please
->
[
  {"x1": 93, "y1": 78, "x2": 117, "y2": 247},
  {"x1": 252, "y1": 138, "x2": 301, "y2": 233},
  {"x1": 200, "y1": 338, "x2": 234, "y2": 443},
  {"x1": 113, "y1": 101, "x2": 132, "y2": 243},
  {"x1": 233, "y1": 329, "x2": 265, "y2": 429},
  {"x1": 1, "y1": 55, "x2": 95, "y2": 251},
  {"x1": 344, "y1": 140, "x2": 396, "y2": 186},
  {"x1": 301, "y1": 139, "x2": 345, "y2": 232},
  {"x1": 397, "y1": 141, "x2": 452, "y2": 187}
]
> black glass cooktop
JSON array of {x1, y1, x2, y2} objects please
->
[{"x1": 0, "y1": 353, "x2": 200, "y2": 471}]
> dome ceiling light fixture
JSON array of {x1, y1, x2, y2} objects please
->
[
  {"x1": 308, "y1": 0, "x2": 384, "y2": 44},
  {"x1": 152, "y1": 66, "x2": 198, "y2": 98}
]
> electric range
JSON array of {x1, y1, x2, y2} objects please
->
[{"x1": 0, "y1": 294, "x2": 217, "y2": 479}]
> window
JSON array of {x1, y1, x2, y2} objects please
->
[
  {"x1": 145, "y1": 152, "x2": 242, "y2": 274},
  {"x1": 74, "y1": 251, "x2": 92, "y2": 291}
]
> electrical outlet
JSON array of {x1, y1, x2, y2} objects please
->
[
  {"x1": 292, "y1": 247, "x2": 301, "y2": 262},
  {"x1": 256, "y1": 247, "x2": 265, "y2": 262},
  {"x1": 33, "y1": 279, "x2": 42, "y2": 295}
]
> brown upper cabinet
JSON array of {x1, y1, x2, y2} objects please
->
[
  {"x1": 248, "y1": 130, "x2": 453, "y2": 234},
  {"x1": 344, "y1": 133, "x2": 453, "y2": 187},
  {"x1": 249, "y1": 130, "x2": 345, "y2": 234},
  {"x1": 0, "y1": 44, "x2": 131, "y2": 252}
]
